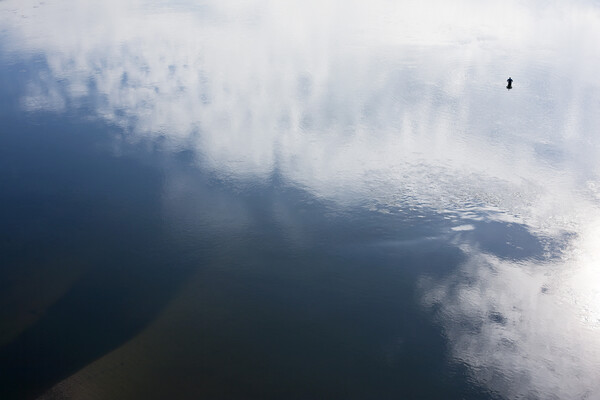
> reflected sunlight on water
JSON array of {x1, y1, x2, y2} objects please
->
[{"x1": 421, "y1": 214, "x2": 600, "y2": 399}]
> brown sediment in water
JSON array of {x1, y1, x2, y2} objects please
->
[
  {"x1": 36, "y1": 255, "x2": 346, "y2": 400},
  {"x1": 35, "y1": 264, "x2": 266, "y2": 400},
  {"x1": 1, "y1": 254, "x2": 87, "y2": 348}
]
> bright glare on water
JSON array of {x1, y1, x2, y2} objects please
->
[{"x1": 1, "y1": 1, "x2": 600, "y2": 399}]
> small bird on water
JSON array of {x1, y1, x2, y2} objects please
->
[{"x1": 506, "y1": 77, "x2": 513, "y2": 90}]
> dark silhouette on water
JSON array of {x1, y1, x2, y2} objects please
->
[{"x1": 507, "y1": 77, "x2": 513, "y2": 90}]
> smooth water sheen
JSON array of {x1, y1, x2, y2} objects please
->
[{"x1": 1, "y1": 1, "x2": 600, "y2": 399}]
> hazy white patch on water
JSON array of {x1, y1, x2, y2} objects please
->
[
  {"x1": 451, "y1": 225, "x2": 475, "y2": 232},
  {"x1": 2, "y1": 0, "x2": 599, "y2": 236}
]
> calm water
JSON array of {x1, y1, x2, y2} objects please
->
[{"x1": 1, "y1": 1, "x2": 600, "y2": 399}]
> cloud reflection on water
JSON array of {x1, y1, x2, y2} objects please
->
[
  {"x1": 422, "y1": 220, "x2": 600, "y2": 399},
  {"x1": 2, "y1": 0, "x2": 600, "y2": 398},
  {"x1": 3, "y1": 0, "x2": 599, "y2": 227}
]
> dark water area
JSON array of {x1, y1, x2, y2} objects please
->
[
  {"x1": 0, "y1": 109, "x2": 480, "y2": 399},
  {"x1": 2, "y1": 1, "x2": 600, "y2": 399}
]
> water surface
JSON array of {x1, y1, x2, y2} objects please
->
[{"x1": 1, "y1": 1, "x2": 600, "y2": 399}]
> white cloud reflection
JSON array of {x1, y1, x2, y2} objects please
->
[
  {"x1": 2, "y1": 0, "x2": 599, "y2": 225},
  {"x1": 3, "y1": 0, "x2": 600, "y2": 398},
  {"x1": 421, "y1": 220, "x2": 600, "y2": 399}
]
